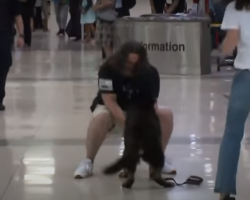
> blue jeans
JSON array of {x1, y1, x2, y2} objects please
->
[{"x1": 215, "y1": 70, "x2": 250, "y2": 195}]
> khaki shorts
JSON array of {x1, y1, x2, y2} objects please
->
[{"x1": 92, "y1": 104, "x2": 124, "y2": 134}]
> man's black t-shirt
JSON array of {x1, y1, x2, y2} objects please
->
[{"x1": 90, "y1": 65, "x2": 160, "y2": 112}]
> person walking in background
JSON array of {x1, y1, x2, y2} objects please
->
[
  {"x1": 54, "y1": 0, "x2": 69, "y2": 36},
  {"x1": 41, "y1": 0, "x2": 49, "y2": 31},
  {"x1": 150, "y1": 0, "x2": 166, "y2": 13},
  {"x1": 34, "y1": 0, "x2": 43, "y2": 30},
  {"x1": 94, "y1": 0, "x2": 117, "y2": 58},
  {"x1": 81, "y1": 0, "x2": 96, "y2": 43},
  {"x1": 0, "y1": 0, "x2": 24, "y2": 111},
  {"x1": 164, "y1": 0, "x2": 186, "y2": 13},
  {"x1": 101, "y1": 0, "x2": 133, "y2": 60},
  {"x1": 68, "y1": 0, "x2": 82, "y2": 41},
  {"x1": 115, "y1": 0, "x2": 130, "y2": 17},
  {"x1": 214, "y1": 0, "x2": 250, "y2": 199},
  {"x1": 20, "y1": 0, "x2": 36, "y2": 47}
]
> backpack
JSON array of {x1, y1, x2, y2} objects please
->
[{"x1": 122, "y1": 0, "x2": 136, "y2": 10}]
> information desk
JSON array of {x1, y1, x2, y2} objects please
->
[{"x1": 114, "y1": 14, "x2": 211, "y2": 75}]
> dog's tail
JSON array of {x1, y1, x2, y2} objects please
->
[{"x1": 103, "y1": 156, "x2": 127, "y2": 175}]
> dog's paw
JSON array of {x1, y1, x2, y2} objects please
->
[
  {"x1": 122, "y1": 178, "x2": 134, "y2": 188},
  {"x1": 119, "y1": 170, "x2": 128, "y2": 178},
  {"x1": 154, "y1": 179, "x2": 175, "y2": 188}
]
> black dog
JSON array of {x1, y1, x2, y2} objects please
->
[{"x1": 103, "y1": 102, "x2": 175, "y2": 188}]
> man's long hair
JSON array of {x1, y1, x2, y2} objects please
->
[{"x1": 100, "y1": 41, "x2": 151, "y2": 76}]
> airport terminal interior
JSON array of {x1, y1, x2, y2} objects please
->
[{"x1": 1, "y1": 0, "x2": 250, "y2": 200}]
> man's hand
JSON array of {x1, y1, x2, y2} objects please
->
[{"x1": 17, "y1": 35, "x2": 24, "y2": 48}]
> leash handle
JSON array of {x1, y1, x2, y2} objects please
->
[{"x1": 164, "y1": 176, "x2": 203, "y2": 186}]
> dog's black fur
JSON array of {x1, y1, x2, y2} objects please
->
[{"x1": 103, "y1": 101, "x2": 175, "y2": 188}]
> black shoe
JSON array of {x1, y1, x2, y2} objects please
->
[
  {"x1": 61, "y1": 29, "x2": 65, "y2": 36},
  {"x1": 222, "y1": 195, "x2": 235, "y2": 200},
  {"x1": 73, "y1": 37, "x2": 81, "y2": 41},
  {"x1": 57, "y1": 29, "x2": 64, "y2": 36},
  {"x1": 0, "y1": 105, "x2": 6, "y2": 111}
]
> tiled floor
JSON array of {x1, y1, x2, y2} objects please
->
[{"x1": 1, "y1": 1, "x2": 250, "y2": 200}]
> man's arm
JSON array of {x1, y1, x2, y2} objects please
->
[
  {"x1": 93, "y1": 0, "x2": 116, "y2": 11},
  {"x1": 15, "y1": 15, "x2": 24, "y2": 36},
  {"x1": 165, "y1": 0, "x2": 179, "y2": 13},
  {"x1": 102, "y1": 94, "x2": 126, "y2": 126},
  {"x1": 98, "y1": 68, "x2": 126, "y2": 126}
]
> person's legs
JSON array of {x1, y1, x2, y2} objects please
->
[
  {"x1": 156, "y1": 106, "x2": 174, "y2": 150},
  {"x1": 84, "y1": 24, "x2": 91, "y2": 42},
  {"x1": 22, "y1": 13, "x2": 32, "y2": 46},
  {"x1": 59, "y1": 4, "x2": 69, "y2": 31},
  {"x1": 54, "y1": 3, "x2": 61, "y2": 32},
  {"x1": 214, "y1": 70, "x2": 250, "y2": 199},
  {"x1": 0, "y1": 36, "x2": 11, "y2": 110},
  {"x1": 86, "y1": 113, "x2": 114, "y2": 160},
  {"x1": 155, "y1": 106, "x2": 176, "y2": 174},
  {"x1": 74, "y1": 105, "x2": 114, "y2": 178},
  {"x1": 102, "y1": 22, "x2": 114, "y2": 57},
  {"x1": 0, "y1": 66, "x2": 10, "y2": 110},
  {"x1": 41, "y1": 0, "x2": 49, "y2": 31}
]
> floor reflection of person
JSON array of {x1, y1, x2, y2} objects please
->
[
  {"x1": 0, "y1": 0, "x2": 24, "y2": 111},
  {"x1": 74, "y1": 41, "x2": 176, "y2": 179},
  {"x1": 214, "y1": 0, "x2": 250, "y2": 200}
]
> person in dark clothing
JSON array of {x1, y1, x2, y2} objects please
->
[
  {"x1": 20, "y1": 0, "x2": 35, "y2": 47},
  {"x1": 164, "y1": 0, "x2": 186, "y2": 13},
  {"x1": 0, "y1": 0, "x2": 24, "y2": 111},
  {"x1": 150, "y1": 0, "x2": 166, "y2": 13},
  {"x1": 69, "y1": 0, "x2": 82, "y2": 41}
]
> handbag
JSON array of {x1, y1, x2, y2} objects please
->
[{"x1": 96, "y1": 0, "x2": 117, "y2": 21}]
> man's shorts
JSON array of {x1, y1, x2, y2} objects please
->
[{"x1": 92, "y1": 104, "x2": 124, "y2": 134}]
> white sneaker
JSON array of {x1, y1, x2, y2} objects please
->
[
  {"x1": 74, "y1": 159, "x2": 93, "y2": 179},
  {"x1": 162, "y1": 158, "x2": 177, "y2": 175}
]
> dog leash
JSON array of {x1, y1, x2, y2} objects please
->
[{"x1": 164, "y1": 175, "x2": 203, "y2": 186}]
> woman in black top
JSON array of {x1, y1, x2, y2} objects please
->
[{"x1": 74, "y1": 41, "x2": 176, "y2": 179}]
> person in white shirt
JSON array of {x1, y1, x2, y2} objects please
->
[{"x1": 214, "y1": 1, "x2": 250, "y2": 200}]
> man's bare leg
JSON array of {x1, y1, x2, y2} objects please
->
[
  {"x1": 86, "y1": 113, "x2": 114, "y2": 161},
  {"x1": 156, "y1": 107, "x2": 174, "y2": 150},
  {"x1": 74, "y1": 112, "x2": 113, "y2": 178},
  {"x1": 156, "y1": 106, "x2": 176, "y2": 174}
]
